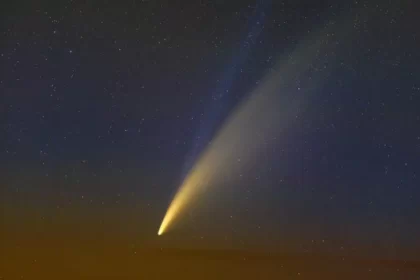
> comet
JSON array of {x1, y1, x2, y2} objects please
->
[{"x1": 158, "y1": 21, "x2": 349, "y2": 236}]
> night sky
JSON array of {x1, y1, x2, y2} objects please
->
[{"x1": 2, "y1": 0, "x2": 420, "y2": 275}]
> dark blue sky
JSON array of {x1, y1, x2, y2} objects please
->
[{"x1": 1, "y1": 0, "x2": 420, "y2": 260}]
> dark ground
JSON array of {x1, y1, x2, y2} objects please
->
[{"x1": 2, "y1": 236, "x2": 419, "y2": 279}]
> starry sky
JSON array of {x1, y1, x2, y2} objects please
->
[{"x1": 2, "y1": 0, "x2": 420, "y2": 264}]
